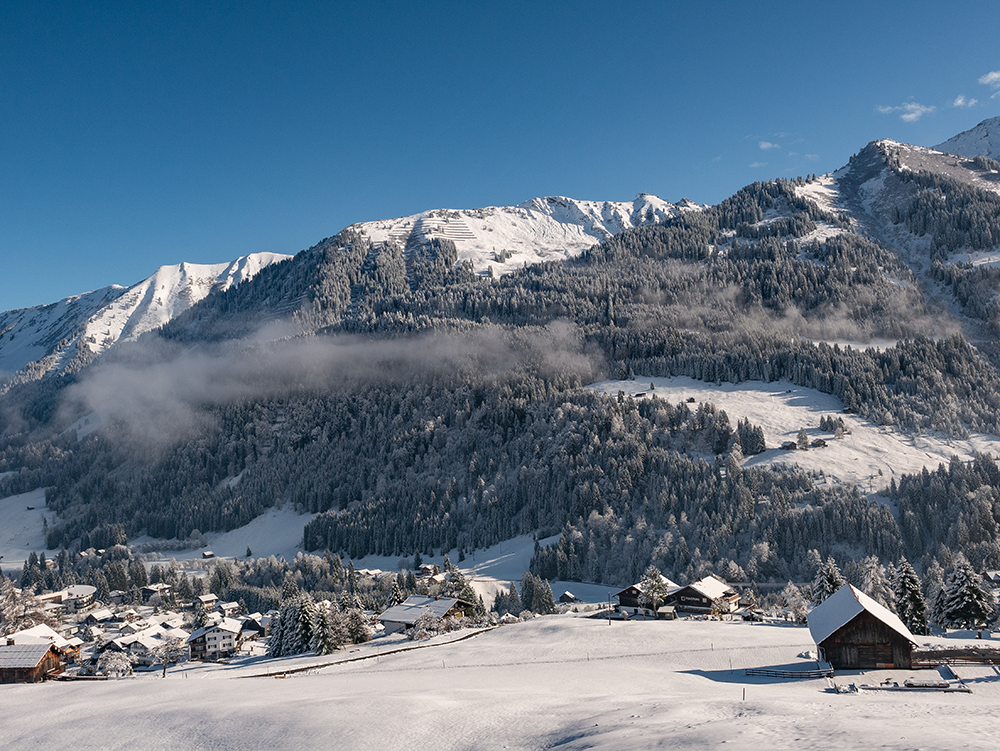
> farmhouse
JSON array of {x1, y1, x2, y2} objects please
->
[
  {"x1": 0, "y1": 644, "x2": 62, "y2": 683},
  {"x1": 808, "y1": 583, "x2": 914, "y2": 670},
  {"x1": 186, "y1": 618, "x2": 241, "y2": 661},
  {"x1": 666, "y1": 576, "x2": 740, "y2": 614},
  {"x1": 378, "y1": 595, "x2": 472, "y2": 634},
  {"x1": 614, "y1": 574, "x2": 680, "y2": 616}
]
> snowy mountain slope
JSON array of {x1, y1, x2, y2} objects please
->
[
  {"x1": 0, "y1": 252, "x2": 291, "y2": 384},
  {"x1": 935, "y1": 115, "x2": 1000, "y2": 161},
  {"x1": 349, "y1": 194, "x2": 702, "y2": 275}
]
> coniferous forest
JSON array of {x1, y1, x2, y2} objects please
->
[{"x1": 4, "y1": 138, "x2": 1000, "y2": 589}]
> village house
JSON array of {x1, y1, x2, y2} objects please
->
[
  {"x1": 0, "y1": 644, "x2": 62, "y2": 683},
  {"x1": 186, "y1": 618, "x2": 242, "y2": 661},
  {"x1": 378, "y1": 595, "x2": 472, "y2": 634},
  {"x1": 141, "y1": 582, "x2": 173, "y2": 604},
  {"x1": 218, "y1": 601, "x2": 240, "y2": 618},
  {"x1": 195, "y1": 593, "x2": 219, "y2": 610},
  {"x1": 666, "y1": 576, "x2": 740, "y2": 614},
  {"x1": 614, "y1": 574, "x2": 680, "y2": 617},
  {"x1": 83, "y1": 608, "x2": 115, "y2": 626},
  {"x1": 808, "y1": 584, "x2": 914, "y2": 670},
  {"x1": 35, "y1": 584, "x2": 97, "y2": 614}
]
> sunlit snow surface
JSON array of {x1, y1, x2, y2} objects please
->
[
  {"x1": 3, "y1": 616, "x2": 1000, "y2": 750},
  {"x1": 588, "y1": 376, "x2": 1000, "y2": 493},
  {"x1": 351, "y1": 194, "x2": 702, "y2": 276}
]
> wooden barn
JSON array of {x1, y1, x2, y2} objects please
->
[
  {"x1": 808, "y1": 584, "x2": 914, "y2": 670},
  {"x1": 0, "y1": 644, "x2": 62, "y2": 684}
]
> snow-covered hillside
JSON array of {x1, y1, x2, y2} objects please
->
[
  {"x1": 349, "y1": 194, "x2": 702, "y2": 276},
  {"x1": 935, "y1": 116, "x2": 1000, "y2": 161},
  {"x1": 0, "y1": 253, "x2": 291, "y2": 383}
]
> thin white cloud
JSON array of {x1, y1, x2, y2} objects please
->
[
  {"x1": 979, "y1": 70, "x2": 1000, "y2": 89},
  {"x1": 805, "y1": 154, "x2": 819, "y2": 160},
  {"x1": 953, "y1": 95, "x2": 978, "y2": 108},
  {"x1": 877, "y1": 102, "x2": 936, "y2": 122},
  {"x1": 759, "y1": 141, "x2": 780, "y2": 150},
  {"x1": 749, "y1": 161, "x2": 768, "y2": 168}
]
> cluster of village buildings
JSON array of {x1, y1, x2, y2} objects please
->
[{"x1": 4, "y1": 565, "x2": 1000, "y2": 683}]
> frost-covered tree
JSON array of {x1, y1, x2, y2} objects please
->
[
  {"x1": 779, "y1": 581, "x2": 808, "y2": 623},
  {"x1": 152, "y1": 637, "x2": 188, "y2": 678},
  {"x1": 939, "y1": 556, "x2": 996, "y2": 629},
  {"x1": 812, "y1": 556, "x2": 845, "y2": 605},
  {"x1": 344, "y1": 608, "x2": 370, "y2": 644},
  {"x1": 310, "y1": 601, "x2": 346, "y2": 655},
  {"x1": 860, "y1": 555, "x2": 893, "y2": 609},
  {"x1": 638, "y1": 564, "x2": 672, "y2": 612},
  {"x1": 98, "y1": 650, "x2": 136, "y2": 677},
  {"x1": 891, "y1": 557, "x2": 928, "y2": 635}
]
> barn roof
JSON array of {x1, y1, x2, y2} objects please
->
[
  {"x1": 687, "y1": 575, "x2": 735, "y2": 600},
  {"x1": 807, "y1": 583, "x2": 913, "y2": 646},
  {"x1": 0, "y1": 643, "x2": 55, "y2": 669},
  {"x1": 615, "y1": 574, "x2": 680, "y2": 597},
  {"x1": 379, "y1": 595, "x2": 460, "y2": 625}
]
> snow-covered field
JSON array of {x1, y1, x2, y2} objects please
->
[
  {"x1": 588, "y1": 376, "x2": 1000, "y2": 493},
  {"x1": 0, "y1": 487, "x2": 50, "y2": 571},
  {"x1": 3, "y1": 615, "x2": 999, "y2": 750}
]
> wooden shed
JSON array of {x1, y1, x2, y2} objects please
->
[
  {"x1": 0, "y1": 644, "x2": 62, "y2": 684},
  {"x1": 808, "y1": 584, "x2": 914, "y2": 670}
]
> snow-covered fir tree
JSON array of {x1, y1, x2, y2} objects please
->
[
  {"x1": 891, "y1": 556, "x2": 928, "y2": 635},
  {"x1": 859, "y1": 555, "x2": 893, "y2": 609},
  {"x1": 638, "y1": 564, "x2": 672, "y2": 611},
  {"x1": 939, "y1": 556, "x2": 997, "y2": 629},
  {"x1": 812, "y1": 556, "x2": 845, "y2": 605}
]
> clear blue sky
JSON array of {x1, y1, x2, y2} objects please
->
[{"x1": 2, "y1": 1, "x2": 999, "y2": 310}]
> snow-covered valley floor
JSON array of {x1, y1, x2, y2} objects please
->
[{"x1": 3, "y1": 616, "x2": 999, "y2": 750}]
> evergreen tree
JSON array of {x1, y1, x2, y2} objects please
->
[
  {"x1": 860, "y1": 555, "x2": 893, "y2": 609},
  {"x1": 535, "y1": 579, "x2": 556, "y2": 615},
  {"x1": 520, "y1": 572, "x2": 537, "y2": 613},
  {"x1": 294, "y1": 595, "x2": 317, "y2": 654},
  {"x1": 812, "y1": 556, "x2": 845, "y2": 605},
  {"x1": 310, "y1": 601, "x2": 345, "y2": 655},
  {"x1": 891, "y1": 556, "x2": 929, "y2": 635},
  {"x1": 939, "y1": 556, "x2": 996, "y2": 629},
  {"x1": 345, "y1": 608, "x2": 370, "y2": 644}
]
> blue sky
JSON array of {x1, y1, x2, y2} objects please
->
[{"x1": 2, "y1": 0, "x2": 999, "y2": 310}]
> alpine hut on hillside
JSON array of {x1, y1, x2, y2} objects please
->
[{"x1": 807, "y1": 583, "x2": 914, "y2": 670}]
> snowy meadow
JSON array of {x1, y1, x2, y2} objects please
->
[{"x1": 3, "y1": 615, "x2": 998, "y2": 750}]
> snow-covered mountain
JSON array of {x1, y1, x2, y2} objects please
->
[
  {"x1": 934, "y1": 116, "x2": 1000, "y2": 161},
  {"x1": 349, "y1": 194, "x2": 702, "y2": 275},
  {"x1": 0, "y1": 253, "x2": 291, "y2": 384}
]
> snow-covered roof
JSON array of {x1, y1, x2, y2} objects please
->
[
  {"x1": 4, "y1": 624, "x2": 72, "y2": 649},
  {"x1": 379, "y1": 596, "x2": 460, "y2": 625},
  {"x1": 620, "y1": 574, "x2": 680, "y2": 595},
  {"x1": 687, "y1": 576, "x2": 735, "y2": 601},
  {"x1": 0, "y1": 643, "x2": 55, "y2": 668},
  {"x1": 807, "y1": 584, "x2": 913, "y2": 646}
]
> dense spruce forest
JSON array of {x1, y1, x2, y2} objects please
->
[{"x1": 5, "y1": 140, "x2": 1000, "y2": 587}]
